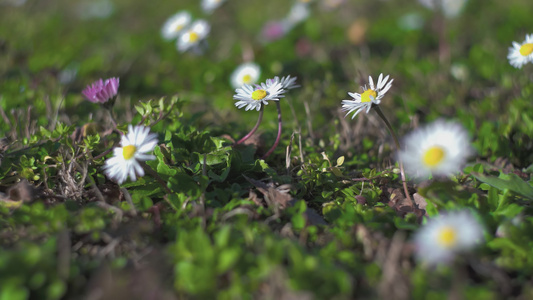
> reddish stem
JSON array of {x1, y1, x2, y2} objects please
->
[{"x1": 236, "y1": 105, "x2": 264, "y2": 145}]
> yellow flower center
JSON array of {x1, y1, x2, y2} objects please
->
[
  {"x1": 189, "y1": 32, "x2": 199, "y2": 42},
  {"x1": 423, "y1": 146, "x2": 445, "y2": 167},
  {"x1": 123, "y1": 145, "x2": 137, "y2": 160},
  {"x1": 519, "y1": 43, "x2": 533, "y2": 56},
  {"x1": 361, "y1": 89, "x2": 377, "y2": 103},
  {"x1": 437, "y1": 226, "x2": 457, "y2": 248},
  {"x1": 251, "y1": 89, "x2": 267, "y2": 100},
  {"x1": 242, "y1": 74, "x2": 253, "y2": 84},
  {"x1": 174, "y1": 24, "x2": 185, "y2": 32}
]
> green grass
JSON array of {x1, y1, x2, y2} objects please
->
[{"x1": 1, "y1": 0, "x2": 533, "y2": 299}]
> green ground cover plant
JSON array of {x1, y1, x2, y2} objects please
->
[{"x1": 1, "y1": 0, "x2": 533, "y2": 299}]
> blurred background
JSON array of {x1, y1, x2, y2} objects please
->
[{"x1": 1, "y1": 0, "x2": 533, "y2": 166}]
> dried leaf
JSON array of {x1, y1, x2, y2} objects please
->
[{"x1": 243, "y1": 175, "x2": 327, "y2": 225}]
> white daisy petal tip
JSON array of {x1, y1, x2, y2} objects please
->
[
  {"x1": 103, "y1": 125, "x2": 158, "y2": 184},
  {"x1": 278, "y1": 75, "x2": 300, "y2": 90},
  {"x1": 201, "y1": 0, "x2": 226, "y2": 14}
]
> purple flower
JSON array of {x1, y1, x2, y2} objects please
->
[
  {"x1": 82, "y1": 77, "x2": 119, "y2": 103},
  {"x1": 261, "y1": 21, "x2": 290, "y2": 42}
]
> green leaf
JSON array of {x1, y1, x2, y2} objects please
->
[
  {"x1": 473, "y1": 172, "x2": 533, "y2": 200},
  {"x1": 216, "y1": 248, "x2": 241, "y2": 274},
  {"x1": 168, "y1": 174, "x2": 201, "y2": 198},
  {"x1": 487, "y1": 238, "x2": 527, "y2": 257},
  {"x1": 493, "y1": 203, "x2": 524, "y2": 218},
  {"x1": 208, "y1": 166, "x2": 230, "y2": 182},
  {"x1": 0, "y1": 283, "x2": 28, "y2": 300},
  {"x1": 196, "y1": 148, "x2": 231, "y2": 166},
  {"x1": 487, "y1": 186, "x2": 499, "y2": 211}
]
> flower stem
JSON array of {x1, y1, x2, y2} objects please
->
[
  {"x1": 235, "y1": 104, "x2": 264, "y2": 145},
  {"x1": 373, "y1": 105, "x2": 413, "y2": 205},
  {"x1": 262, "y1": 101, "x2": 283, "y2": 159},
  {"x1": 105, "y1": 107, "x2": 118, "y2": 129}
]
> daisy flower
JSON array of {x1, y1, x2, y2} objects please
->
[
  {"x1": 230, "y1": 62, "x2": 261, "y2": 89},
  {"x1": 103, "y1": 125, "x2": 158, "y2": 184},
  {"x1": 176, "y1": 20, "x2": 210, "y2": 53},
  {"x1": 341, "y1": 73, "x2": 393, "y2": 118},
  {"x1": 201, "y1": 0, "x2": 226, "y2": 14},
  {"x1": 398, "y1": 120, "x2": 472, "y2": 179},
  {"x1": 508, "y1": 34, "x2": 533, "y2": 69},
  {"x1": 82, "y1": 77, "x2": 119, "y2": 104},
  {"x1": 161, "y1": 11, "x2": 192, "y2": 41},
  {"x1": 414, "y1": 210, "x2": 483, "y2": 265},
  {"x1": 233, "y1": 79, "x2": 286, "y2": 111}
]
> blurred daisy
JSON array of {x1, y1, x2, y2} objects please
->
[
  {"x1": 161, "y1": 11, "x2": 192, "y2": 41},
  {"x1": 77, "y1": 0, "x2": 114, "y2": 20},
  {"x1": 414, "y1": 210, "x2": 483, "y2": 265},
  {"x1": 418, "y1": 0, "x2": 468, "y2": 18},
  {"x1": 341, "y1": 73, "x2": 393, "y2": 118},
  {"x1": 231, "y1": 62, "x2": 261, "y2": 89},
  {"x1": 177, "y1": 20, "x2": 210, "y2": 53},
  {"x1": 233, "y1": 79, "x2": 286, "y2": 111},
  {"x1": 82, "y1": 77, "x2": 119, "y2": 104},
  {"x1": 508, "y1": 34, "x2": 533, "y2": 69},
  {"x1": 285, "y1": 2, "x2": 310, "y2": 27},
  {"x1": 398, "y1": 120, "x2": 472, "y2": 179},
  {"x1": 103, "y1": 125, "x2": 158, "y2": 184},
  {"x1": 202, "y1": 0, "x2": 226, "y2": 14}
]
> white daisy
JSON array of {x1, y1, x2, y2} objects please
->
[
  {"x1": 176, "y1": 20, "x2": 210, "y2": 53},
  {"x1": 103, "y1": 125, "x2": 158, "y2": 184},
  {"x1": 233, "y1": 79, "x2": 286, "y2": 111},
  {"x1": 341, "y1": 73, "x2": 393, "y2": 118},
  {"x1": 161, "y1": 11, "x2": 192, "y2": 41},
  {"x1": 414, "y1": 210, "x2": 483, "y2": 265},
  {"x1": 201, "y1": 0, "x2": 226, "y2": 14},
  {"x1": 508, "y1": 34, "x2": 533, "y2": 69},
  {"x1": 230, "y1": 62, "x2": 261, "y2": 89},
  {"x1": 398, "y1": 120, "x2": 472, "y2": 179}
]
